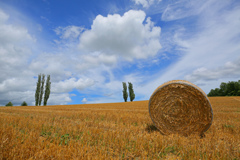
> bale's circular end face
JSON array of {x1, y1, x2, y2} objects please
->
[{"x1": 149, "y1": 80, "x2": 213, "y2": 136}]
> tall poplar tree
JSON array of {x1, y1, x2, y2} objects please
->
[
  {"x1": 39, "y1": 74, "x2": 45, "y2": 106},
  {"x1": 44, "y1": 75, "x2": 51, "y2": 106},
  {"x1": 35, "y1": 74, "x2": 41, "y2": 106},
  {"x1": 122, "y1": 82, "x2": 128, "y2": 102},
  {"x1": 128, "y1": 82, "x2": 135, "y2": 102}
]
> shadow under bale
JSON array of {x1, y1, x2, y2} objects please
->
[{"x1": 145, "y1": 123, "x2": 159, "y2": 133}]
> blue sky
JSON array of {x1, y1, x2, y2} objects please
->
[{"x1": 0, "y1": 0, "x2": 240, "y2": 106}]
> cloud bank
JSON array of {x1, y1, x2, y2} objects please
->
[{"x1": 79, "y1": 10, "x2": 161, "y2": 61}]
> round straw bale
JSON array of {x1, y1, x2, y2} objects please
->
[{"x1": 149, "y1": 80, "x2": 213, "y2": 136}]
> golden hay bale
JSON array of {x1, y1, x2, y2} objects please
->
[{"x1": 149, "y1": 80, "x2": 213, "y2": 136}]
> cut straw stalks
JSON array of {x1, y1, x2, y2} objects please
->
[{"x1": 149, "y1": 80, "x2": 213, "y2": 137}]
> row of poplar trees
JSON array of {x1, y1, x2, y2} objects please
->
[
  {"x1": 122, "y1": 82, "x2": 135, "y2": 102},
  {"x1": 35, "y1": 74, "x2": 51, "y2": 106}
]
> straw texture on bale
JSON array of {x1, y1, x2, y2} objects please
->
[{"x1": 149, "y1": 80, "x2": 213, "y2": 136}]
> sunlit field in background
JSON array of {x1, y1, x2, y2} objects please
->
[{"x1": 0, "y1": 97, "x2": 239, "y2": 159}]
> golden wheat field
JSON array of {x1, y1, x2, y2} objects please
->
[{"x1": 0, "y1": 97, "x2": 239, "y2": 160}]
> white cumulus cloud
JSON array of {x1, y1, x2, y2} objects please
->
[
  {"x1": 0, "y1": 9, "x2": 37, "y2": 106},
  {"x1": 81, "y1": 98, "x2": 87, "y2": 103},
  {"x1": 47, "y1": 93, "x2": 73, "y2": 105},
  {"x1": 79, "y1": 10, "x2": 161, "y2": 61},
  {"x1": 0, "y1": 8, "x2": 97, "y2": 106},
  {"x1": 185, "y1": 58, "x2": 240, "y2": 82},
  {"x1": 52, "y1": 78, "x2": 95, "y2": 93}
]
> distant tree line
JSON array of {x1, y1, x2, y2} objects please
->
[
  {"x1": 208, "y1": 80, "x2": 240, "y2": 96},
  {"x1": 122, "y1": 82, "x2": 135, "y2": 102}
]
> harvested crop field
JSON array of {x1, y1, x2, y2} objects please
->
[{"x1": 0, "y1": 97, "x2": 240, "y2": 159}]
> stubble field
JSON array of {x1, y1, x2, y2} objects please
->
[{"x1": 0, "y1": 97, "x2": 240, "y2": 159}]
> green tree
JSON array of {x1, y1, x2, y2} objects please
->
[
  {"x1": 128, "y1": 82, "x2": 135, "y2": 102},
  {"x1": 215, "y1": 88, "x2": 221, "y2": 96},
  {"x1": 207, "y1": 88, "x2": 219, "y2": 97},
  {"x1": 21, "y1": 101, "x2": 28, "y2": 106},
  {"x1": 44, "y1": 75, "x2": 51, "y2": 106},
  {"x1": 39, "y1": 74, "x2": 45, "y2": 106},
  {"x1": 208, "y1": 80, "x2": 240, "y2": 96},
  {"x1": 35, "y1": 74, "x2": 50, "y2": 106},
  {"x1": 237, "y1": 90, "x2": 240, "y2": 96},
  {"x1": 220, "y1": 82, "x2": 227, "y2": 96},
  {"x1": 234, "y1": 82, "x2": 240, "y2": 96},
  {"x1": 35, "y1": 74, "x2": 41, "y2": 106},
  {"x1": 122, "y1": 82, "x2": 128, "y2": 102},
  {"x1": 226, "y1": 81, "x2": 235, "y2": 96},
  {"x1": 237, "y1": 80, "x2": 240, "y2": 96},
  {"x1": 6, "y1": 102, "x2": 13, "y2": 106},
  {"x1": 207, "y1": 89, "x2": 214, "y2": 97}
]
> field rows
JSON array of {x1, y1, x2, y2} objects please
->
[{"x1": 0, "y1": 97, "x2": 240, "y2": 159}]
